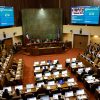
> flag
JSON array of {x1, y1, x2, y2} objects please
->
[
  {"x1": 56, "y1": 27, "x2": 61, "y2": 40},
  {"x1": 24, "y1": 34, "x2": 30, "y2": 44},
  {"x1": 26, "y1": 34, "x2": 29, "y2": 40}
]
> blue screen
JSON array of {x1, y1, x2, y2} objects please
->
[
  {"x1": 0, "y1": 6, "x2": 14, "y2": 27},
  {"x1": 71, "y1": 6, "x2": 100, "y2": 24},
  {"x1": 58, "y1": 79, "x2": 64, "y2": 85}
]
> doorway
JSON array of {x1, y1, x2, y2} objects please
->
[{"x1": 73, "y1": 34, "x2": 88, "y2": 50}]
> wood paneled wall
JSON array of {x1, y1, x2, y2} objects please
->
[{"x1": 0, "y1": 0, "x2": 100, "y2": 26}]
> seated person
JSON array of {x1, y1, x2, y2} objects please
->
[
  {"x1": 58, "y1": 95, "x2": 64, "y2": 100},
  {"x1": 12, "y1": 89, "x2": 22, "y2": 99},
  {"x1": 2, "y1": 89, "x2": 12, "y2": 100},
  {"x1": 9, "y1": 69, "x2": 16, "y2": 77},
  {"x1": 14, "y1": 89, "x2": 21, "y2": 96},
  {"x1": 88, "y1": 69, "x2": 94, "y2": 75},
  {"x1": 81, "y1": 69, "x2": 87, "y2": 78},
  {"x1": 42, "y1": 66, "x2": 48, "y2": 75},
  {"x1": 93, "y1": 57, "x2": 99, "y2": 67},
  {"x1": 37, "y1": 85, "x2": 49, "y2": 95}
]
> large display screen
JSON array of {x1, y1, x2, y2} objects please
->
[
  {"x1": 71, "y1": 6, "x2": 100, "y2": 25},
  {"x1": 0, "y1": 6, "x2": 14, "y2": 27}
]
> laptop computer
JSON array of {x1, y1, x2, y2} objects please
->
[
  {"x1": 65, "y1": 91, "x2": 74, "y2": 97},
  {"x1": 40, "y1": 95, "x2": 50, "y2": 100}
]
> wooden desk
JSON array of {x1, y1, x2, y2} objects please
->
[
  {"x1": 65, "y1": 97, "x2": 76, "y2": 100},
  {"x1": 77, "y1": 55, "x2": 93, "y2": 67},
  {"x1": 30, "y1": 47, "x2": 64, "y2": 55}
]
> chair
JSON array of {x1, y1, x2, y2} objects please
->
[{"x1": 66, "y1": 58, "x2": 71, "y2": 67}]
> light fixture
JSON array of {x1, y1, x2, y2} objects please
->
[{"x1": 94, "y1": 35, "x2": 99, "y2": 38}]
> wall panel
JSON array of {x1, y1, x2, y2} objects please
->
[{"x1": 0, "y1": 0, "x2": 5, "y2": 6}]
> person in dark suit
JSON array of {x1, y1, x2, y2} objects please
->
[
  {"x1": 15, "y1": 89, "x2": 21, "y2": 96},
  {"x1": 58, "y1": 95, "x2": 64, "y2": 100},
  {"x1": 2, "y1": 89, "x2": 11, "y2": 100},
  {"x1": 12, "y1": 89, "x2": 22, "y2": 100},
  {"x1": 81, "y1": 69, "x2": 87, "y2": 78},
  {"x1": 42, "y1": 66, "x2": 48, "y2": 75},
  {"x1": 37, "y1": 85, "x2": 49, "y2": 95},
  {"x1": 88, "y1": 69, "x2": 94, "y2": 75}
]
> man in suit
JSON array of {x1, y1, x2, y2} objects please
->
[{"x1": 36, "y1": 85, "x2": 49, "y2": 96}]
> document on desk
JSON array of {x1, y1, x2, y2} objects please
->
[{"x1": 87, "y1": 80, "x2": 94, "y2": 83}]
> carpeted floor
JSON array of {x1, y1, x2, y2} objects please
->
[{"x1": 14, "y1": 48, "x2": 95, "y2": 100}]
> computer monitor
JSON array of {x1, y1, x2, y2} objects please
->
[
  {"x1": 78, "y1": 68, "x2": 83, "y2": 73},
  {"x1": 26, "y1": 89, "x2": 32, "y2": 93},
  {"x1": 36, "y1": 73, "x2": 42, "y2": 78},
  {"x1": 53, "y1": 60, "x2": 58, "y2": 64},
  {"x1": 40, "y1": 95, "x2": 50, "y2": 100},
  {"x1": 27, "y1": 97, "x2": 36, "y2": 100},
  {"x1": 71, "y1": 63, "x2": 76, "y2": 68},
  {"x1": 26, "y1": 84, "x2": 34, "y2": 89},
  {"x1": 50, "y1": 65, "x2": 55, "y2": 69},
  {"x1": 67, "y1": 78, "x2": 74, "y2": 83},
  {"x1": 62, "y1": 70, "x2": 67, "y2": 74},
  {"x1": 48, "y1": 81, "x2": 55, "y2": 85},
  {"x1": 57, "y1": 64, "x2": 62, "y2": 68},
  {"x1": 98, "y1": 86, "x2": 100, "y2": 90},
  {"x1": 3, "y1": 87, "x2": 12, "y2": 92},
  {"x1": 0, "y1": 90, "x2": 3, "y2": 97},
  {"x1": 34, "y1": 62, "x2": 39, "y2": 66},
  {"x1": 45, "y1": 72, "x2": 51, "y2": 77},
  {"x1": 40, "y1": 61, "x2": 46, "y2": 65},
  {"x1": 35, "y1": 67, "x2": 40, "y2": 70},
  {"x1": 53, "y1": 71, "x2": 59, "y2": 76},
  {"x1": 76, "y1": 89, "x2": 85, "y2": 95},
  {"x1": 85, "y1": 67, "x2": 91, "y2": 73},
  {"x1": 53, "y1": 93, "x2": 61, "y2": 99},
  {"x1": 78, "y1": 62, "x2": 83, "y2": 66},
  {"x1": 37, "y1": 82, "x2": 44, "y2": 87},
  {"x1": 65, "y1": 91, "x2": 74, "y2": 97},
  {"x1": 86, "y1": 75, "x2": 93, "y2": 80},
  {"x1": 15, "y1": 85, "x2": 23, "y2": 90}
]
